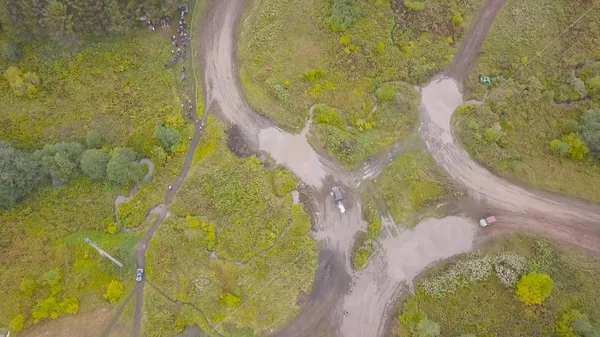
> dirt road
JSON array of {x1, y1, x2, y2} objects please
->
[{"x1": 446, "y1": 0, "x2": 508, "y2": 82}]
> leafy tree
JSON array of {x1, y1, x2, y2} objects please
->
[
  {"x1": 153, "y1": 125, "x2": 181, "y2": 153},
  {"x1": 416, "y1": 318, "x2": 440, "y2": 337},
  {"x1": 104, "y1": 280, "x2": 124, "y2": 303},
  {"x1": 42, "y1": 0, "x2": 76, "y2": 44},
  {"x1": 1, "y1": 40, "x2": 23, "y2": 61},
  {"x1": 10, "y1": 313, "x2": 25, "y2": 331},
  {"x1": 86, "y1": 130, "x2": 103, "y2": 149},
  {"x1": 106, "y1": 147, "x2": 143, "y2": 184},
  {"x1": 588, "y1": 76, "x2": 600, "y2": 95},
  {"x1": 34, "y1": 142, "x2": 84, "y2": 183},
  {"x1": 516, "y1": 272, "x2": 553, "y2": 305},
  {"x1": 0, "y1": 142, "x2": 46, "y2": 208},
  {"x1": 579, "y1": 109, "x2": 600, "y2": 152},
  {"x1": 80, "y1": 149, "x2": 110, "y2": 179}
]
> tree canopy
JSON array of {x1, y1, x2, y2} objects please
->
[
  {"x1": 0, "y1": 0, "x2": 175, "y2": 43},
  {"x1": 153, "y1": 125, "x2": 181, "y2": 153},
  {"x1": 106, "y1": 147, "x2": 143, "y2": 184},
  {"x1": 80, "y1": 149, "x2": 110, "y2": 179},
  {"x1": 579, "y1": 109, "x2": 600, "y2": 152},
  {"x1": 34, "y1": 141, "x2": 84, "y2": 184},
  {"x1": 0, "y1": 142, "x2": 46, "y2": 208}
]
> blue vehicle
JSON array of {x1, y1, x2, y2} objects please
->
[{"x1": 136, "y1": 268, "x2": 144, "y2": 282}]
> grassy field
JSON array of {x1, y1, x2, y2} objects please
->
[
  {"x1": 378, "y1": 150, "x2": 457, "y2": 228},
  {"x1": 0, "y1": 30, "x2": 184, "y2": 156},
  {"x1": 239, "y1": 0, "x2": 484, "y2": 167},
  {"x1": 457, "y1": 0, "x2": 600, "y2": 203},
  {"x1": 146, "y1": 118, "x2": 318, "y2": 335},
  {"x1": 0, "y1": 19, "x2": 198, "y2": 334},
  {"x1": 394, "y1": 235, "x2": 600, "y2": 337}
]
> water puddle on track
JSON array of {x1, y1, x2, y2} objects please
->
[{"x1": 258, "y1": 117, "x2": 326, "y2": 188}]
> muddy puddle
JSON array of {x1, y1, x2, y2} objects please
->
[
  {"x1": 420, "y1": 78, "x2": 463, "y2": 144},
  {"x1": 258, "y1": 116, "x2": 326, "y2": 188},
  {"x1": 340, "y1": 216, "x2": 476, "y2": 337}
]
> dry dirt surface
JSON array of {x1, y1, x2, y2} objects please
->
[{"x1": 419, "y1": 77, "x2": 600, "y2": 255}]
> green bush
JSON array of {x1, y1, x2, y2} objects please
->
[
  {"x1": 404, "y1": 1, "x2": 425, "y2": 11},
  {"x1": 273, "y1": 169, "x2": 298, "y2": 196},
  {"x1": 452, "y1": 13, "x2": 463, "y2": 25},
  {"x1": 221, "y1": 291, "x2": 242, "y2": 308},
  {"x1": 304, "y1": 69, "x2": 323, "y2": 82},
  {"x1": 1, "y1": 41, "x2": 24, "y2": 61},
  {"x1": 86, "y1": 130, "x2": 103, "y2": 149},
  {"x1": 10, "y1": 313, "x2": 25, "y2": 331},
  {"x1": 376, "y1": 84, "x2": 397, "y2": 102},
  {"x1": 416, "y1": 318, "x2": 440, "y2": 337},
  {"x1": 313, "y1": 105, "x2": 346, "y2": 130},
  {"x1": 154, "y1": 126, "x2": 181, "y2": 153},
  {"x1": 556, "y1": 309, "x2": 584, "y2": 337},
  {"x1": 516, "y1": 272, "x2": 553, "y2": 305},
  {"x1": 328, "y1": 0, "x2": 356, "y2": 32},
  {"x1": 103, "y1": 280, "x2": 125, "y2": 303}
]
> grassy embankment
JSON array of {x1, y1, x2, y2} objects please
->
[
  {"x1": 239, "y1": 0, "x2": 484, "y2": 167},
  {"x1": 457, "y1": 0, "x2": 600, "y2": 202},
  {"x1": 144, "y1": 118, "x2": 318, "y2": 336},
  {"x1": 395, "y1": 235, "x2": 600, "y2": 337},
  {"x1": 0, "y1": 27, "x2": 193, "y2": 333}
]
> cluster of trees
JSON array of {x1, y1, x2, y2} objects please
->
[
  {"x1": 0, "y1": 130, "x2": 145, "y2": 208},
  {"x1": 0, "y1": 0, "x2": 176, "y2": 45},
  {"x1": 551, "y1": 109, "x2": 600, "y2": 160}
]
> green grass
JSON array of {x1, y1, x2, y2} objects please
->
[
  {"x1": 378, "y1": 150, "x2": 456, "y2": 228},
  {"x1": 394, "y1": 235, "x2": 600, "y2": 337},
  {"x1": 239, "y1": 0, "x2": 484, "y2": 166},
  {"x1": 457, "y1": 0, "x2": 600, "y2": 203},
  {"x1": 351, "y1": 198, "x2": 382, "y2": 270},
  {"x1": 146, "y1": 119, "x2": 318, "y2": 334},
  {"x1": 0, "y1": 15, "x2": 200, "y2": 333},
  {"x1": 0, "y1": 30, "x2": 184, "y2": 156},
  {"x1": 307, "y1": 82, "x2": 421, "y2": 167}
]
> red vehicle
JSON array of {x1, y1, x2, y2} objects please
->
[{"x1": 479, "y1": 216, "x2": 496, "y2": 227}]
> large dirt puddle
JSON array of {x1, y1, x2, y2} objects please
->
[
  {"x1": 258, "y1": 114, "x2": 326, "y2": 188},
  {"x1": 339, "y1": 216, "x2": 476, "y2": 337}
]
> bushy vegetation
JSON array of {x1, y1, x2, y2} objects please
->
[
  {"x1": 308, "y1": 82, "x2": 421, "y2": 167},
  {"x1": 458, "y1": 0, "x2": 600, "y2": 202},
  {"x1": 239, "y1": 0, "x2": 483, "y2": 144},
  {"x1": 379, "y1": 151, "x2": 455, "y2": 227},
  {"x1": 396, "y1": 235, "x2": 600, "y2": 337},
  {"x1": 0, "y1": 0, "x2": 175, "y2": 44},
  {"x1": 0, "y1": 142, "x2": 47, "y2": 208},
  {"x1": 0, "y1": 31, "x2": 186, "y2": 156},
  {"x1": 351, "y1": 198, "x2": 381, "y2": 270},
  {"x1": 146, "y1": 119, "x2": 318, "y2": 334}
]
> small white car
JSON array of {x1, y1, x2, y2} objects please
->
[{"x1": 136, "y1": 268, "x2": 144, "y2": 282}]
